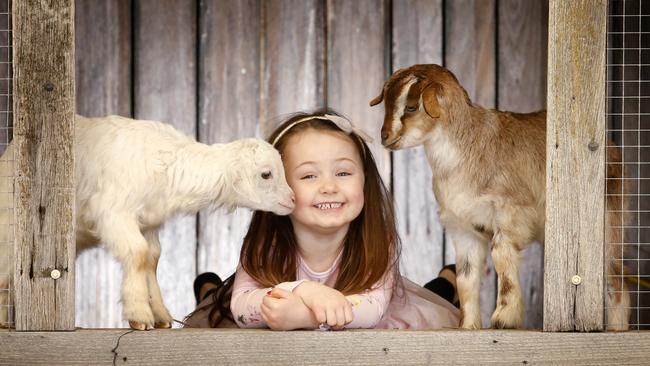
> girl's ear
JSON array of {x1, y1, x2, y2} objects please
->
[{"x1": 422, "y1": 82, "x2": 442, "y2": 119}]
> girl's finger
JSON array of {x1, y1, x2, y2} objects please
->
[
  {"x1": 334, "y1": 307, "x2": 345, "y2": 328},
  {"x1": 344, "y1": 304, "x2": 353, "y2": 324},
  {"x1": 326, "y1": 308, "x2": 338, "y2": 327},
  {"x1": 260, "y1": 304, "x2": 270, "y2": 321},
  {"x1": 314, "y1": 307, "x2": 327, "y2": 324}
]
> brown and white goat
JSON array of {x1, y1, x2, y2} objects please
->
[
  {"x1": 370, "y1": 64, "x2": 629, "y2": 330},
  {"x1": 0, "y1": 115, "x2": 295, "y2": 330}
]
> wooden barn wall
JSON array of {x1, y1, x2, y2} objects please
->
[{"x1": 74, "y1": 0, "x2": 548, "y2": 328}]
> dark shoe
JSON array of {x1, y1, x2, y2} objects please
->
[
  {"x1": 424, "y1": 264, "x2": 459, "y2": 307},
  {"x1": 193, "y1": 272, "x2": 223, "y2": 304}
]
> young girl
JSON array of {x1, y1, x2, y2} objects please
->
[{"x1": 185, "y1": 110, "x2": 460, "y2": 330}]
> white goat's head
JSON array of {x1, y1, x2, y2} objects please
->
[
  {"x1": 369, "y1": 64, "x2": 471, "y2": 150},
  {"x1": 225, "y1": 138, "x2": 294, "y2": 215}
]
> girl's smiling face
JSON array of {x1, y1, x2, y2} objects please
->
[{"x1": 282, "y1": 128, "x2": 365, "y2": 236}]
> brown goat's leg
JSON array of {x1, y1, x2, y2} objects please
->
[
  {"x1": 448, "y1": 227, "x2": 487, "y2": 329},
  {"x1": 604, "y1": 205, "x2": 630, "y2": 330},
  {"x1": 143, "y1": 230, "x2": 173, "y2": 329},
  {"x1": 490, "y1": 229, "x2": 524, "y2": 329}
]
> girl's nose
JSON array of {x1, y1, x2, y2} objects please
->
[{"x1": 319, "y1": 178, "x2": 337, "y2": 194}]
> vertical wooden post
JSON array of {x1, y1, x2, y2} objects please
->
[
  {"x1": 13, "y1": 0, "x2": 75, "y2": 330},
  {"x1": 545, "y1": 0, "x2": 607, "y2": 331}
]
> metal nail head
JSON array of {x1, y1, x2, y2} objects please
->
[
  {"x1": 50, "y1": 269, "x2": 61, "y2": 280},
  {"x1": 571, "y1": 275, "x2": 582, "y2": 285}
]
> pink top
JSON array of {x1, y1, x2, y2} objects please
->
[{"x1": 231, "y1": 251, "x2": 393, "y2": 329}]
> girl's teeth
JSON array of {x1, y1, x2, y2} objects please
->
[{"x1": 317, "y1": 203, "x2": 341, "y2": 210}]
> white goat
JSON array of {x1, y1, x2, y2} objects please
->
[{"x1": 0, "y1": 115, "x2": 294, "y2": 330}]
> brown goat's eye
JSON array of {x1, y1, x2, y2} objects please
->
[
  {"x1": 405, "y1": 105, "x2": 418, "y2": 113},
  {"x1": 261, "y1": 171, "x2": 272, "y2": 180}
]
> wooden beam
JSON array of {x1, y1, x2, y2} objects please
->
[
  {"x1": 499, "y1": 0, "x2": 549, "y2": 330},
  {"x1": 134, "y1": 0, "x2": 198, "y2": 328},
  {"x1": 390, "y1": 0, "x2": 445, "y2": 293},
  {"x1": 74, "y1": 0, "x2": 132, "y2": 329},
  {"x1": 13, "y1": 0, "x2": 76, "y2": 330},
  {"x1": 445, "y1": 0, "x2": 497, "y2": 328},
  {"x1": 196, "y1": 0, "x2": 260, "y2": 277},
  {"x1": 545, "y1": 0, "x2": 607, "y2": 331},
  {"x1": 1, "y1": 329, "x2": 649, "y2": 364}
]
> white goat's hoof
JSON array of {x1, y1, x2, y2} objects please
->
[
  {"x1": 151, "y1": 303, "x2": 173, "y2": 328},
  {"x1": 129, "y1": 320, "x2": 153, "y2": 330},
  {"x1": 490, "y1": 304, "x2": 523, "y2": 329},
  {"x1": 125, "y1": 304, "x2": 155, "y2": 330},
  {"x1": 460, "y1": 318, "x2": 481, "y2": 329},
  {"x1": 154, "y1": 321, "x2": 172, "y2": 329}
]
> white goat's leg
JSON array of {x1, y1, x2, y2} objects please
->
[
  {"x1": 490, "y1": 228, "x2": 524, "y2": 329},
  {"x1": 0, "y1": 204, "x2": 14, "y2": 328},
  {"x1": 143, "y1": 230, "x2": 172, "y2": 328},
  {"x1": 448, "y1": 227, "x2": 488, "y2": 329},
  {"x1": 100, "y1": 214, "x2": 154, "y2": 330}
]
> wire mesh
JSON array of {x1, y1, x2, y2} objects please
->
[
  {"x1": 606, "y1": 0, "x2": 650, "y2": 330},
  {"x1": 0, "y1": 0, "x2": 11, "y2": 329}
]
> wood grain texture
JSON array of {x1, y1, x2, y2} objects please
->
[
  {"x1": 390, "y1": 0, "x2": 445, "y2": 287},
  {"x1": 545, "y1": 0, "x2": 607, "y2": 332},
  {"x1": 327, "y1": 0, "x2": 389, "y2": 181},
  {"x1": 1, "y1": 329, "x2": 650, "y2": 365},
  {"x1": 133, "y1": 0, "x2": 197, "y2": 328},
  {"x1": 74, "y1": 0, "x2": 132, "y2": 328},
  {"x1": 260, "y1": 0, "x2": 325, "y2": 136},
  {"x1": 498, "y1": 0, "x2": 549, "y2": 329},
  {"x1": 13, "y1": 0, "x2": 75, "y2": 330},
  {"x1": 197, "y1": 0, "x2": 260, "y2": 279},
  {"x1": 445, "y1": 0, "x2": 497, "y2": 329}
]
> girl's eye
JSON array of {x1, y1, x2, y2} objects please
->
[
  {"x1": 337, "y1": 172, "x2": 351, "y2": 177},
  {"x1": 301, "y1": 174, "x2": 316, "y2": 180},
  {"x1": 405, "y1": 105, "x2": 418, "y2": 113}
]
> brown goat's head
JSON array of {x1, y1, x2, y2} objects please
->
[{"x1": 370, "y1": 64, "x2": 469, "y2": 150}]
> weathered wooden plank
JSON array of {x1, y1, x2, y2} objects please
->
[
  {"x1": 1, "y1": 329, "x2": 650, "y2": 365},
  {"x1": 498, "y1": 0, "x2": 548, "y2": 330},
  {"x1": 390, "y1": 0, "x2": 444, "y2": 288},
  {"x1": 74, "y1": 0, "x2": 132, "y2": 328},
  {"x1": 133, "y1": 0, "x2": 197, "y2": 328},
  {"x1": 197, "y1": 0, "x2": 260, "y2": 279},
  {"x1": 260, "y1": 0, "x2": 325, "y2": 136},
  {"x1": 13, "y1": 0, "x2": 75, "y2": 330},
  {"x1": 545, "y1": 0, "x2": 607, "y2": 331},
  {"x1": 327, "y1": 0, "x2": 389, "y2": 181},
  {"x1": 445, "y1": 0, "x2": 497, "y2": 329}
]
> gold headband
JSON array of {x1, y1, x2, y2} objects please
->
[{"x1": 271, "y1": 114, "x2": 374, "y2": 148}]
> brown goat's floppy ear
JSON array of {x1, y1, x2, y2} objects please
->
[
  {"x1": 422, "y1": 83, "x2": 441, "y2": 119},
  {"x1": 369, "y1": 91, "x2": 384, "y2": 106}
]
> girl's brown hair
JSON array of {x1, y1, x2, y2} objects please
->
[{"x1": 201, "y1": 109, "x2": 401, "y2": 327}]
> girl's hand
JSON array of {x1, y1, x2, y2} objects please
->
[
  {"x1": 261, "y1": 288, "x2": 319, "y2": 330},
  {"x1": 293, "y1": 281, "x2": 353, "y2": 328}
]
